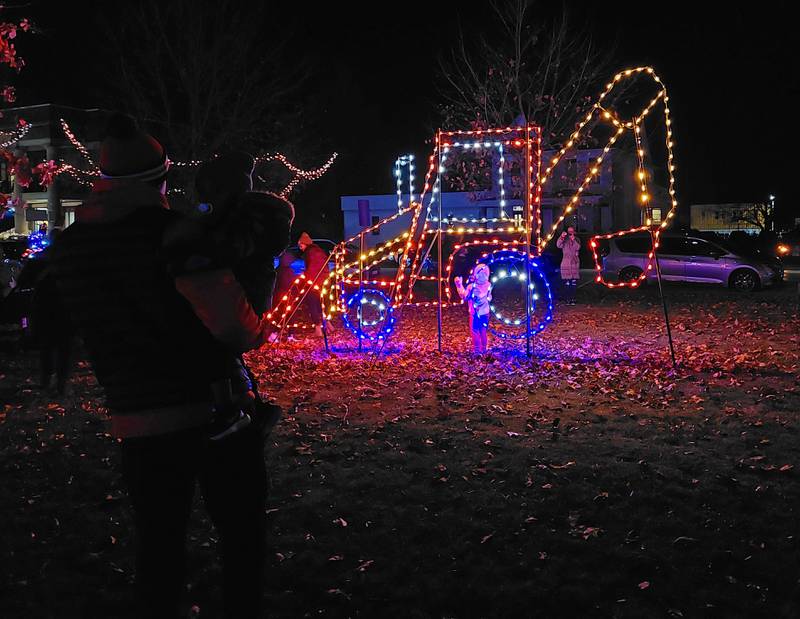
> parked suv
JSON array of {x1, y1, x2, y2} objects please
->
[{"x1": 602, "y1": 233, "x2": 783, "y2": 291}]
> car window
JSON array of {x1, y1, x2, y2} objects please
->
[
  {"x1": 685, "y1": 238, "x2": 722, "y2": 257},
  {"x1": 659, "y1": 237, "x2": 693, "y2": 256},
  {"x1": 614, "y1": 237, "x2": 651, "y2": 254}
]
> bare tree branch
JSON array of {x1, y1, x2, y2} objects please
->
[
  {"x1": 98, "y1": 0, "x2": 310, "y2": 162},
  {"x1": 437, "y1": 0, "x2": 613, "y2": 148},
  {"x1": 733, "y1": 202, "x2": 775, "y2": 233}
]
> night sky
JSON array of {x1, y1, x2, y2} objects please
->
[{"x1": 10, "y1": 1, "x2": 798, "y2": 233}]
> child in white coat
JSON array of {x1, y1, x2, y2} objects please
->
[{"x1": 455, "y1": 263, "x2": 492, "y2": 354}]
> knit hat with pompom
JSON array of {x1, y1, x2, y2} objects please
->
[{"x1": 99, "y1": 113, "x2": 169, "y2": 183}]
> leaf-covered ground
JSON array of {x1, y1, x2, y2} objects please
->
[{"x1": 1, "y1": 283, "x2": 799, "y2": 618}]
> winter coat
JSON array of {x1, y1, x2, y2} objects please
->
[
  {"x1": 30, "y1": 249, "x2": 72, "y2": 342},
  {"x1": 556, "y1": 234, "x2": 581, "y2": 280},
  {"x1": 455, "y1": 280, "x2": 492, "y2": 317},
  {"x1": 51, "y1": 180, "x2": 270, "y2": 438},
  {"x1": 273, "y1": 251, "x2": 298, "y2": 305},
  {"x1": 163, "y1": 192, "x2": 292, "y2": 317},
  {"x1": 223, "y1": 192, "x2": 292, "y2": 315},
  {"x1": 302, "y1": 243, "x2": 329, "y2": 286}
]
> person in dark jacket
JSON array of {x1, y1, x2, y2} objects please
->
[
  {"x1": 274, "y1": 249, "x2": 299, "y2": 306},
  {"x1": 267, "y1": 249, "x2": 300, "y2": 342},
  {"x1": 30, "y1": 229, "x2": 72, "y2": 393},
  {"x1": 51, "y1": 114, "x2": 272, "y2": 619},
  {"x1": 297, "y1": 231, "x2": 330, "y2": 337}
]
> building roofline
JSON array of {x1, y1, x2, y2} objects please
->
[
  {"x1": 690, "y1": 203, "x2": 759, "y2": 208},
  {"x1": 1, "y1": 103, "x2": 107, "y2": 114}
]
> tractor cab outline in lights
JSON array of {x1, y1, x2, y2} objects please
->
[{"x1": 267, "y1": 67, "x2": 679, "y2": 351}]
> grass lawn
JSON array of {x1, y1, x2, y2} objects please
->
[{"x1": 1, "y1": 283, "x2": 799, "y2": 618}]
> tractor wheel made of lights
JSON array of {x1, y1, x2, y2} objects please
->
[
  {"x1": 477, "y1": 249, "x2": 554, "y2": 340},
  {"x1": 341, "y1": 288, "x2": 396, "y2": 342}
]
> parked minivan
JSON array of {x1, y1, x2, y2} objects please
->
[{"x1": 602, "y1": 233, "x2": 783, "y2": 291}]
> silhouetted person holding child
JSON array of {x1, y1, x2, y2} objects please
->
[
  {"x1": 51, "y1": 113, "x2": 276, "y2": 618},
  {"x1": 30, "y1": 228, "x2": 72, "y2": 394}
]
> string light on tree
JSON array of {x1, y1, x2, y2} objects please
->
[
  {"x1": 0, "y1": 122, "x2": 31, "y2": 149},
  {"x1": 59, "y1": 118, "x2": 96, "y2": 168},
  {"x1": 20, "y1": 120, "x2": 339, "y2": 199},
  {"x1": 256, "y1": 152, "x2": 338, "y2": 198}
]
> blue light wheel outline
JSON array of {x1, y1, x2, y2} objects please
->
[
  {"x1": 341, "y1": 288, "x2": 396, "y2": 342},
  {"x1": 478, "y1": 249, "x2": 554, "y2": 340}
]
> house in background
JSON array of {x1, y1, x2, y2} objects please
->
[
  {"x1": 1, "y1": 104, "x2": 106, "y2": 238},
  {"x1": 690, "y1": 203, "x2": 762, "y2": 235},
  {"x1": 341, "y1": 147, "x2": 659, "y2": 247}
]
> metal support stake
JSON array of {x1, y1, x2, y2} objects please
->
[
  {"x1": 525, "y1": 126, "x2": 533, "y2": 358},
  {"x1": 436, "y1": 131, "x2": 443, "y2": 353},
  {"x1": 358, "y1": 232, "x2": 365, "y2": 352},
  {"x1": 322, "y1": 320, "x2": 330, "y2": 353},
  {"x1": 651, "y1": 230, "x2": 677, "y2": 368}
]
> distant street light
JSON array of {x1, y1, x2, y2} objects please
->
[{"x1": 768, "y1": 194, "x2": 776, "y2": 232}]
